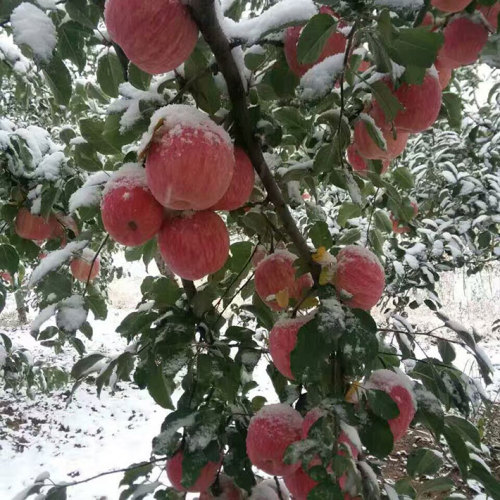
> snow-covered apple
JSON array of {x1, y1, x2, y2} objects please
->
[
  {"x1": 101, "y1": 164, "x2": 164, "y2": 246},
  {"x1": 269, "y1": 314, "x2": 314, "y2": 380},
  {"x1": 284, "y1": 7, "x2": 346, "y2": 77},
  {"x1": 431, "y1": 0, "x2": 472, "y2": 13},
  {"x1": 437, "y1": 16, "x2": 489, "y2": 69},
  {"x1": 365, "y1": 369, "x2": 416, "y2": 443},
  {"x1": 145, "y1": 105, "x2": 235, "y2": 211},
  {"x1": 347, "y1": 144, "x2": 389, "y2": 175},
  {"x1": 334, "y1": 245, "x2": 385, "y2": 310},
  {"x1": 371, "y1": 73, "x2": 442, "y2": 133},
  {"x1": 15, "y1": 208, "x2": 54, "y2": 241},
  {"x1": 158, "y1": 211, "x2": 229, "y2": 281},
  {"x1": 70, "y1": 248, "x2": 100, "y2": 282},
  {"x1": 104, "y1": 0, "x2": 198, "y2": 75},
  {"x1": 210, "y1": 147, "x2": 255, "y2": 211},
  {"x1": 353, "y1": 117, "x2": 409, "y2": 161},
  {"x1": 254, "y1": 250, "x2": 313, "y2": 310},
  {"x1": 199, "y1": 474, "x2": 244, "y2": 500},
  {"x1": 246, "y1": 403, "x2": 302, "y2": 476},
  {"x1": 166, "y1": 450, "x2": 221, "y2": 493}
]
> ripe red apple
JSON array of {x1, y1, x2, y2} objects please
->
[
  {"x1": 435, "y1": 60, "x2": 452, "y2": 89},
  {"x1": 158, "y1": 211, "x2": 229, "y2": 281},
  {"x1": 199, "y1": 474, "x2": 244, "y2": 500},
  {"x1": 431, "y1": 0, "x2": 472, "y2": 13},
  {"x1": 269, "y1": 315, "x2": 314, "y2": 380},
  {"x1": 478, "y1": 3, "x2": 500, "y2": 31},
  {"x1": 104, "y1": 0, "x2": 198, "y2": 75},
  {"x1": 210, "y1": 147, "x2": 255, "y2": 211},
  {"x1": 334, "y1": 245, "x2": 385, "y2": 310},
  {"x1": 284, "y1": 7, "x2": 347, "y2": 77},
  {"x1": 353, "y1": 118, "x2": 409, "y2": 161},
  {"x1": 252, "y1": 245, "x2": 268, "y2": 268},
  {"x1": 70, "y1": 249, "x2": 100, "y2": 282},
  {"x1": 365, "y1": 369, "x2": 416, "y2": 443},
  {"x1": 145, "y1": 107, "x2": 235, "y2": 211},
  {"x1": 101, "y1": 165, "x2": 164, "y2": 246},
  {"x1": 371, "y1": 73, "x2": 442, "y2": 133},
  {"x1": 15, "y1": 208, "x2": 55, "y2": 241},
  {"x1": 166, "y1": 450, "x2": 221, "y2": 493},
  {"x1": 246, "y1": 403, "x2": 302, "y2": 476},
  {"x1": 420, "y1": 12, "x2": 435, "y2": 28},
  {"x1": 0, "y1": 272, "x2": 12, "y2": 284},
  {"x1": 254, "y1": 250, "x2": 313, "y2": 311},
  {"x1": 391, "y1": 202, "x2": 419, "y2": 234},
  {"x1": 437, "y1": 16, "x2": 489, "y2": 69},
  {"x1": 347, "y1": 144, "x2": 389, "y2": 176}
]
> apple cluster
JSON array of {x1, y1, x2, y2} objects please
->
[{"x1": 100, "y1": 105, "x2": 255, "y2": 281}]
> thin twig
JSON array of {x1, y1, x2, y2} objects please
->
[{"x1": 83, "y1": 234, "x2": 109, "y2": 296}]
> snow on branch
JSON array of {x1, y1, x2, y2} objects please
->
[{"x1": 223, "y1": 0, "x2": 317, "y2": 44}]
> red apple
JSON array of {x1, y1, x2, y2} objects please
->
[
  {"x1": 334, "y1": 245, "x2": 385, "y2": 310},
  {"x1": 365, "y1": 369, "x2": 416, "y2": 443},
  {"x1": 166, "y1": 450, "x2": 221, "y2": 493},
  {"x1": 252, "y1": 245, "x2": 268, "y2": 268},
  {"x1": 437, "y1": 16, "x2": 489, "y2": 69},
  {"x1": 254, "y1": 250, "x2": 313, "y2": 311},
  {"x1": 478, "y1": 3, "x2": 500, "y2": 31},
  {"x1": 199, "y1": 474, "x2": 244, "y2": 500},
  {"x1": 284, "y1": 7, "x2": 347, "y2": 77},
  {"x1": 0, "y1": 272, "x2": 12, "y2": 284},
  {"x1": 246, "y1": 403, "x2": 302, "y2": 476},
  {"x1": 210, "y1": 147, "x2": 255, "y2": 211},
  {"x1": 269, "y1": 315, "x2": 314, "y2": 380},
  {"x1": 104, "y1": 0, "x2": 198, "y2": 75},
  {"x1": 15, "y1": 208, "x2": 54, "y2": 241},
  {"x1": 353, "y1": 116, "x2": 409, "y2": 161},
  {"x1": 101, "y1": 164, "x2": 164, "y2": 246},
  {"x1": 420, "y1": 12, "x2": 435, "y2": 28},
  {"x1": 158, "y1": 211, "x2": 229, "y2": 281},
  {"x1": 391, "y1": 202, "x2": 419, "y2": 234},
  {"x1": 347, "y1": 144, "x2": 389, "y2": 176},
  {"x1": 435, "y1": 60, "x2": 452, "y2": 89},
  {"x1": 70, "y1": 249, "x2": 100, "y2": 282},
  {"x1": 145, "y1": 106, "x2": 235, "y2": 211},
  {"x1": 371, "y1": 73, "x2": 442, "y2": 133}
]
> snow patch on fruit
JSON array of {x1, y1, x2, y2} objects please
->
[
  {"x1": 102, "y1": 163, "x2": 147, "y2": 195},
  {"x1": 139, "y1": 105, "x2": 232, "y2": 154},
  {"x1": 365, "y1": 368, "x2": 416, "y2": 405}
]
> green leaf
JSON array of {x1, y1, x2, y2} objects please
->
[
  {"x1": 57, "y1": 21, "x2": 88, "y2": 71},
  {"x1": 119, "y1": 462, "x2": 153, "y2": 487},
  {"x1": 273, "y1": 107, "x2": 310, "y2": 141},
  {"x1": 79, "y1": 118, "x2": 121, "y2": 155},
  {"x1": 370, "y1": 80, "x2": 404, "y2": 122},
  {"x1": 443, "y1": 424, "x2": 469, "y2": 478},
  {"x1": 147, "y1": 362, "x2": 174, "y2": 410},
  {"x1": 338, "y1": 228, "x2": 361, "y2": 245},
  {"x1": 373, "y1": 210, "x2": 393, "y2": 233},
  {"x1": 445, "y1": 416, "x2": 481, "y2": 447},
  {"x1": 469, "y1": 459, "x2": 500, "y2": 499},
  {"x1": 308, "y1": 482, "x2": 344, "y2": 500},
  {"x1": 366, "y1": 389, "x2": 400, "y2": 420},
  {"x1": 149, "y1": 278, "x2": 182, "y2": 309},
  {"x1": 392, "y1": 167, "x2": 414, "y2": 189},
  {"x1": 390, "y1": 28, "x2": 444, "y2": 68},
  {"x1": 0, "y1": 244, "x2": 19, "y2": 275},
  {"x1": 309, "y1": 221, "x2": 333, "y2": 249},
  {"x1": 86, "y1": 285, "x2": 108, "y2": 321},
  {"x1": 360, "y1": 114, "x2": 386, "y2": 151},
  {"x1": 41, "y1": 55, "x2": 72, "y2": 106},
  {"x1": 338, "y1": 202, "x2": 361, "y2": 227},
  {"x1": 359, "y1": 413, "x2": 394, "y2": 458},
  {"x1": 297, "y1": 14, "x2": 337, "y2": 65},
  {"x1": 128, "y1": 63, "x2": 152, "y2": 91},
  {"x1": 407, "y1": 448, "x2": 443, "y2": 477},
  {"x1": 71, "y1": 353, "x2": 105, "y2": 379},
  {"x1": 65, "y1": 0, "x2": 100, "y2": 28},
  {"x1": 442, "y1": 92, "x2": 462, "y2": 129},
  {"x1": 97, "y1": 52, "x2": 125, "y2": 98},
  {"x1": 438, "y1": 339, "x2": 456, "y2": 364}
]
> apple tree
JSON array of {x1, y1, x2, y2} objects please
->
[{"x1": 0, "y1": 0, "x2": 499, "y2": 498}]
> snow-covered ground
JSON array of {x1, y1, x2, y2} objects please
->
[{"x1": 0, "y1": 261, "x2": 499, "y2": 499}]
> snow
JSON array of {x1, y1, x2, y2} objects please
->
[
  {"x1": 223, "y1": 0, "x2": 317, "y2": 44},
  {"x1": 300, "y1": 53, "x2": 345, "y2": 100},
  {"x1": 0, "y1": 34, "x2": 31, "y2": 74},
  {"x1": 102, "y1": 163, "x2": 148, "y2": 196},
  {"x1": 11, "y1": 3, "x2": 57, "y2": 61},
  {"x1": 138, "y1": 104, "x2": 233, "y2": 155},
  {"x1": 56, "y1": 295, "x2": 88, "y2": 332},
  {"x1": 34, "y1": 151, "x2": 65, "y2": 181},
  {"x1": 69, "y1": 172, "x2": 111, "y2": 213},
  {"x1": 29, "y1": 241, "x2": 89, "y2": 287},
  {"x1": 365, "y1": 368, "x2": 417, "y2": 406},
  {"x1": 340, "y1": 421, "x2": 362, "y2": 452},
  {"x1": 374, "y1": 0, "x2": 423, "y2": 8},
  {"x1": 31, "y1": 304, "x2": 57, "y2": 332}
]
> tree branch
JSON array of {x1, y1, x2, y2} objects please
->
[
  {"x1": 187, "y1": 0, "x2": 318, "y2": 278},
  {"x1": 182, "y1": 279, "x2": 197, "y2": 301}
]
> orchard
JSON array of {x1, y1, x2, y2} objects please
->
[{"x1": 0, "y1": 0, "x2": 499, "y2": 499}]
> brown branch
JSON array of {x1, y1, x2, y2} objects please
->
[
  {"x1": 182, "y1": 279, "x2": 197, "y2": 301},
  {"x1": 187, "y1": 0, "x2": 318, "y2": 279}
]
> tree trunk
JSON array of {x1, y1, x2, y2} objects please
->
[{"x1": 15, "y1": 289, "x2": 28, "y2": 324}]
